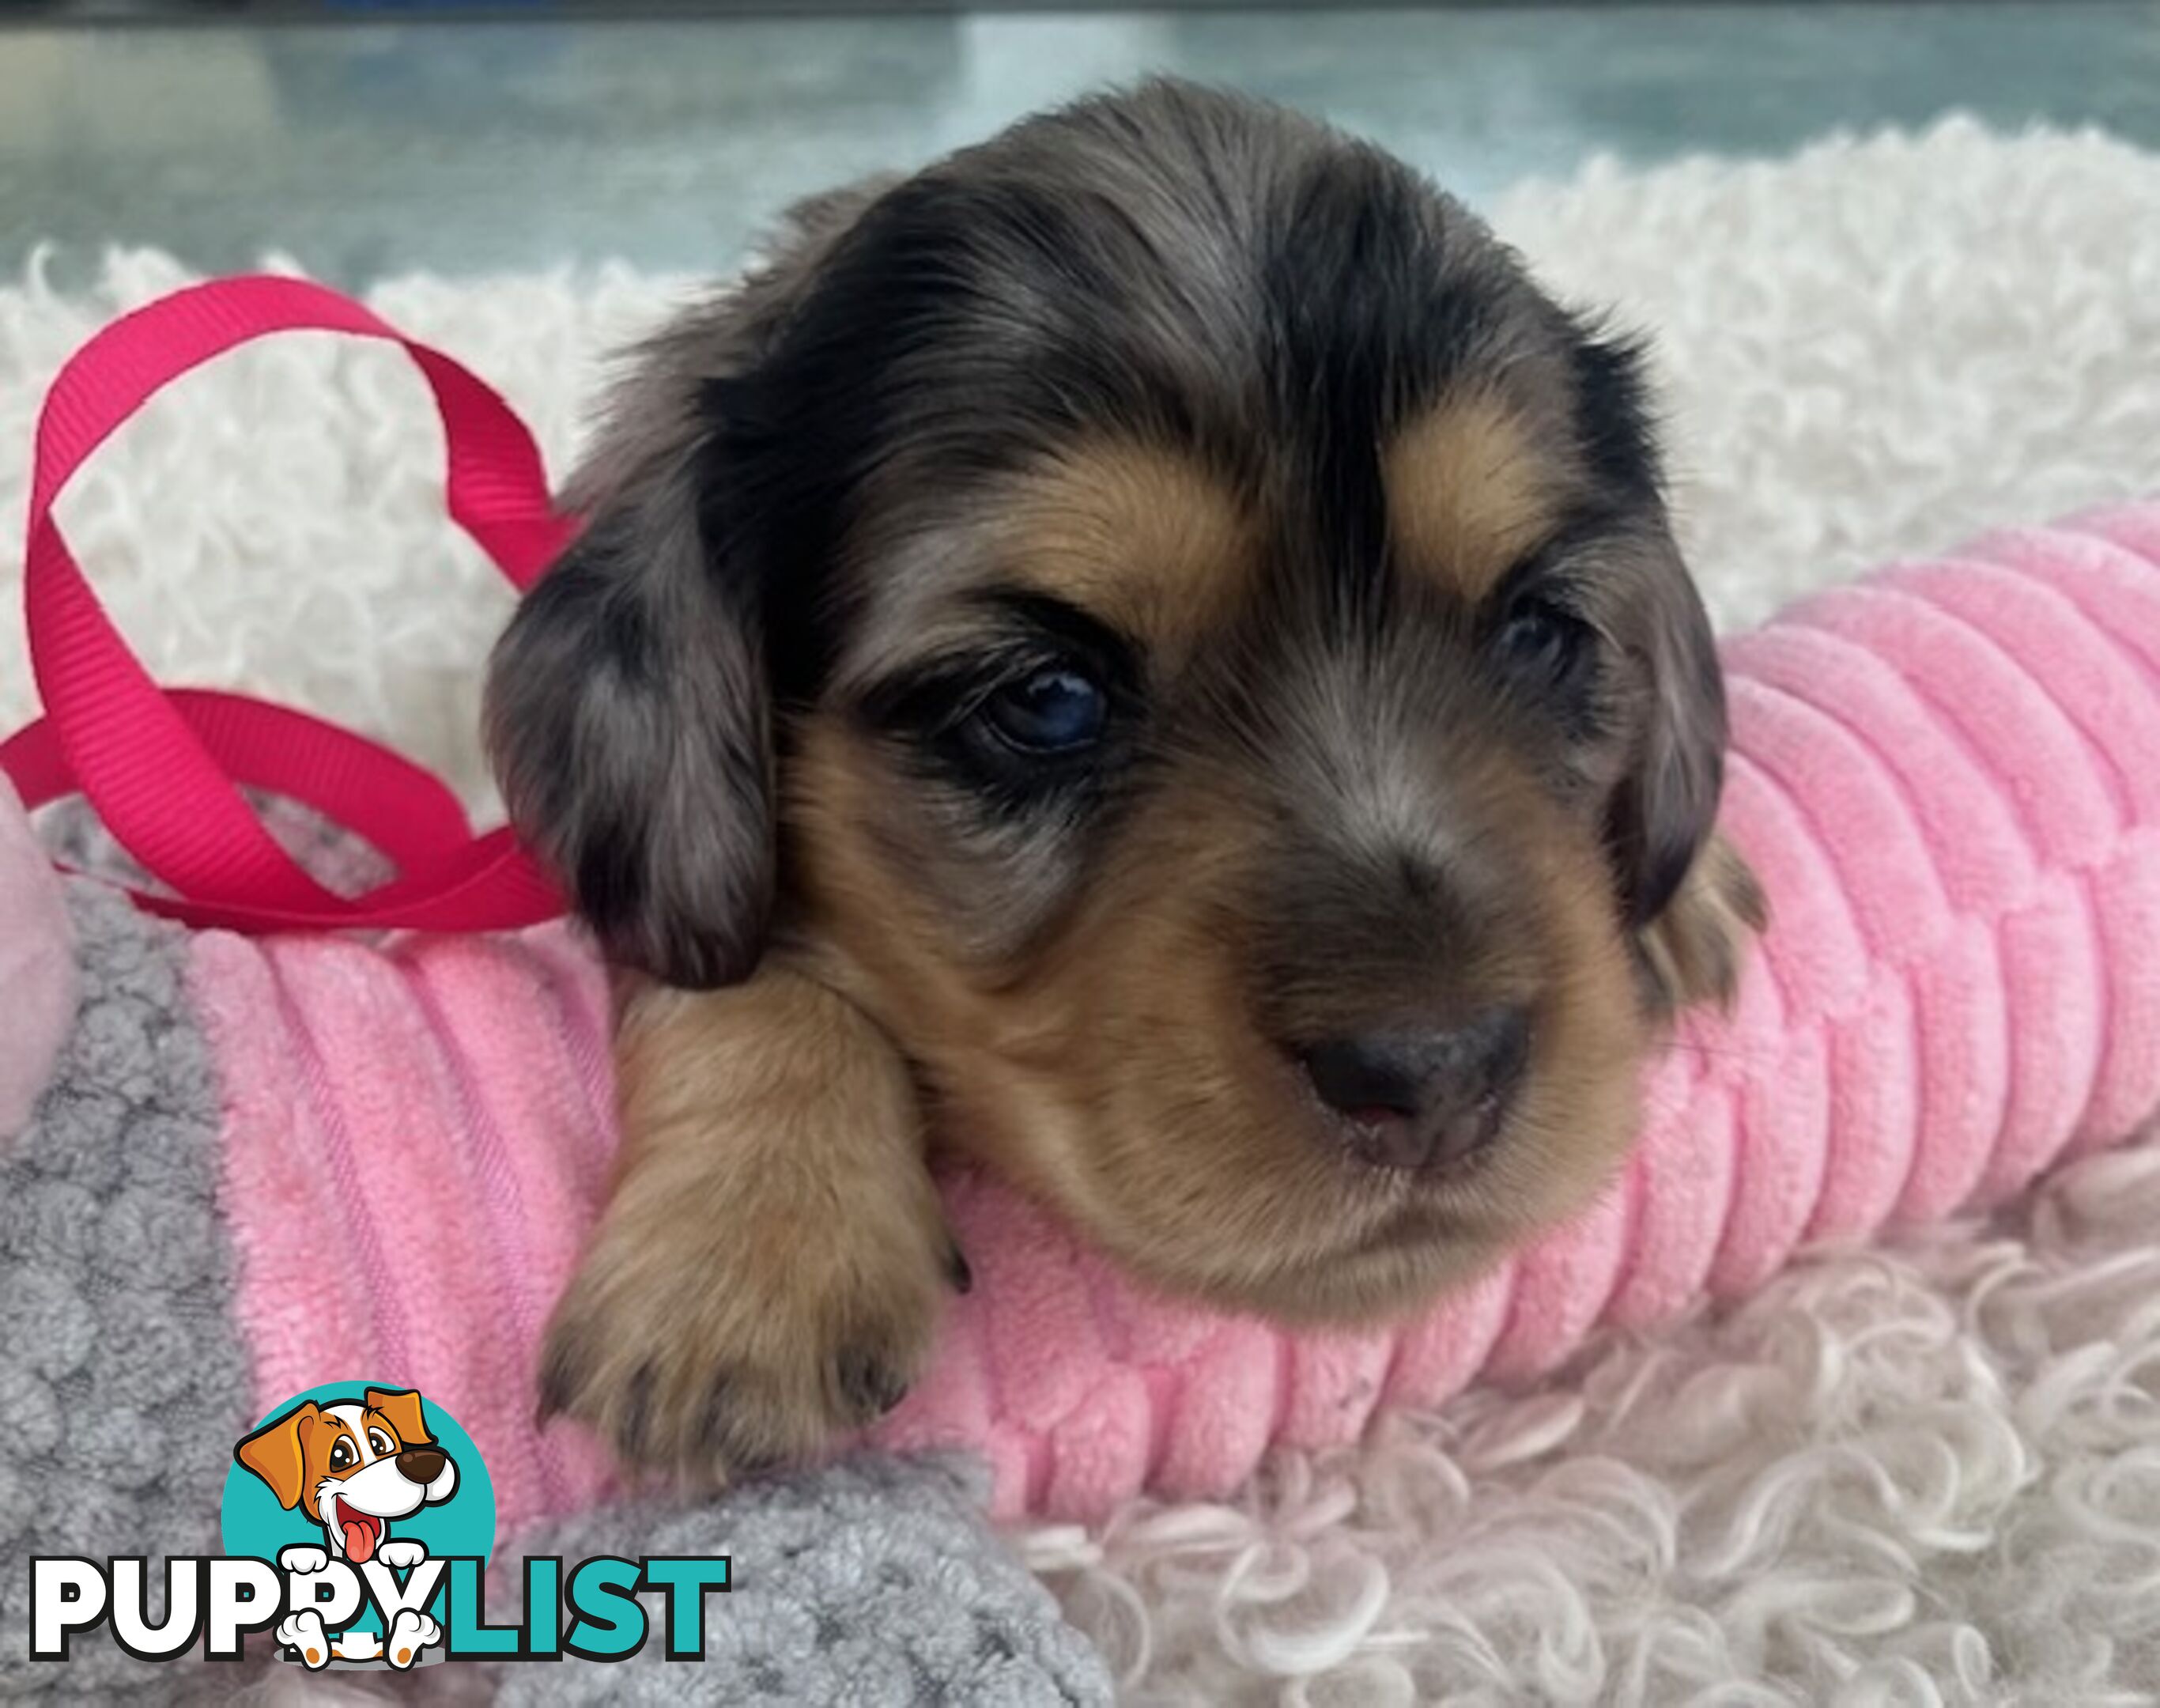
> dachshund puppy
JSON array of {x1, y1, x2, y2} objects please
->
[{"x1": 487, "y1": 80, "x2": 1762, "y2": 1478}]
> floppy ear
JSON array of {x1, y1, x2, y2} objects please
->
[
  {"x1": 1608, "y1": 534, "x2": 1765, "y2": 1011},
  {"x1": 1605, "y1": 533, "x2": 1728, "y2": 934},
  {"x1": 486, "y1": 182, "x2": 886, "y2": 989},
  {"x1": 486, "y1": 413, "x2": 768, "y2": 988},
  {"x1": 1562, "y1": 323, "x2": 1758, "y2": 1006},
  {"x1": 1637, "y1": 830, "x2": 1765, "y2": 1013},
  {"x1": 364, "y1": 1387, "x2": 432, "y2": 1449},
  {"x1": 235, "y1": 1401, "x2": 318, "y2": 1511}
]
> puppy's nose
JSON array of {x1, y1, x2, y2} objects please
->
[
  {"x1": 1296, "y1": 1008, "x2": 1530, "y2": 1172},
  {"x1": 397, "y1": 1446, "x2": 447, "y2": 1483}
]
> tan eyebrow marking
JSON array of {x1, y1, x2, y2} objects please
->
[
  {"x1": 993, "y1": 440, "x2": 1256, "y2": 663},
  {"x1": 1384, "y1": 389, "x2": 1558, "y2": 602}
]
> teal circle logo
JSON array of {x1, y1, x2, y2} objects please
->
[{"x1": 221, "y1": 1382, "x2": 495, "y2": 1655}]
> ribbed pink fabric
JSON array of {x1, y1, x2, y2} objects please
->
[
  {"x1": 191, "y1": 924, "x2": 621, "y2": 1536},
  {"x1": 191, "y1": 504, "x2": 2160, "y2": 1532}
]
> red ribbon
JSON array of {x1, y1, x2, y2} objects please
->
[{"x1": 0, "y1": 274, "x2": 572, "y2": 932}]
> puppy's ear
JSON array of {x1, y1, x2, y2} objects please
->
[
  {"x1": 1637, "y1": 832, "x2": 1765, "y2": 1013},
  {"x1": 1609, "y1": 534, "x2": 1765, "y2": 1012},
  {"x1": 485, "y1": 414, "x2": 768, "y2": 988},
  {"x1": 1606, "y1": 539, "x2": 1727, "y2": 934},
  {"x1": 486, "y1": 183, "x2": 886, "y2": 988},
  {"x1": 1561, "y1": 324, "x2": 1728, "y2": 939},
  {"x1": 364, "y1": 1387, "x2": 432, "y2": 1449},
  {"x1": 235, "y1": 1401, "x2": 318, "y2": 1511}
]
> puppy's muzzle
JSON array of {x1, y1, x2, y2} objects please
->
[{"x1": 1293, "y1": 1007, "x2": 1530, "y2": 1173}]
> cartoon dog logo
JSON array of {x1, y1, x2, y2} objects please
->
[{"x1": 234, "y1": 1386, "x2": 458, "y2": 1668}]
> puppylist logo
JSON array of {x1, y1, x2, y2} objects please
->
[{"x1": 29, "y1": 1382, "x2": 730, "y2": 1672}]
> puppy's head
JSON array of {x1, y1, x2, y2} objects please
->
[{"x1": 489, "y1": 82, "x2": 1757, "y2": 1320}]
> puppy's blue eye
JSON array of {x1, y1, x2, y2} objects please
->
[
  {"x1": 1498, "y1": 599, "x2": 1590, "y2": 683},
  {"x1": 979, "y1": 667, "x2": 1107, "y2": 755}
]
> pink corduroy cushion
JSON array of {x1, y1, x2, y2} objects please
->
[{"x1": 183, "y1": 504, "x2": 2160, "y2": 1532}]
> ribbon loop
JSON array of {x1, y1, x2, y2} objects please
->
[{"x1": 1, "y1": 275, "x2": 572, "y2": 933}]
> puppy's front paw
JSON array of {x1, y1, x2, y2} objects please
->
[
  {"x1": 540, "y1": 1181, "x2": 952, "y2": 1479},
  {"x1": 375, "y1": 1539, "x2": 426, "y2": 1571},
  {"x1": 278, "y1": 1545, "x2": 330, "y2": 1577},
  {"x1": 276, "y1": 1611, "x2": 330, "y2": 1669},
  {"x1": 538, "y1": 972, "x2": 959, "y2": 1481},
  {"x1": 385, "y1": 1608, "x2": 440, "y2": 1668}
]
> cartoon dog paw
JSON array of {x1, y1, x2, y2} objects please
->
[
  {"x1": 278, "y1": 1544, "x2": 330, "y2": 1576},
  {"x1": 385, "y1": 1608, "x2": 441, "y2": 1668},
  {"x1": 275, "y1": 1610, "x2": 331, "y2": 1669},
  {"x1": 376, "y1": 1539, "x2": 428, "y2": 1571},
  {"x1": 330, "y1": 1628, "x2": 383, "y2": 1663}
]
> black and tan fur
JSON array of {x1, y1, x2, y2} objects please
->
[{"x1": 487, "y1": 81, "x2": 1762, "y2": 1477}]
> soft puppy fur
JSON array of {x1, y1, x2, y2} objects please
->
[{"x1": 486, "y1": 80, "x2": 1761, "y2": 1478}]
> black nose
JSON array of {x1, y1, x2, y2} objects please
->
[
  {"x1": 1295, "y1": 1008, "x2": 1531, "y2": 1172},
  {"x1": 397, "y1": 1446, "x2": 447, "y2": 1483}
]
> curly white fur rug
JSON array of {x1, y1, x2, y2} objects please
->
[{"x1": 6, "y1": 117, "x2": 2160, "y2": 1706}]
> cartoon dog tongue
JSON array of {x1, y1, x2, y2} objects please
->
[{"x1": 342, "y1": 1510, "x2": 379, "y2": 1563}]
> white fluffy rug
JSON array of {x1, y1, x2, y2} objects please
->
[{"x1": 7, "y1": 117, "x2": 2160, "y2": 1706}]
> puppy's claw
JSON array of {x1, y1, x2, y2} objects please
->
[
  {"x1": 836, "y1": 1346, "x2": 911, "y2": 1420},
  {"x1": 619, "y1": 1364, "x2": 658, "y2": 1463},
  {"x1": 697, "y1": 1374, "x2": 734, "y2": 1457},
  {"x1": 534, "y1": 1338, "x2": 580, "y2": 1428},
  {"x1": 694, "y1": 1373, "x2": 780, "y2": 1476}
]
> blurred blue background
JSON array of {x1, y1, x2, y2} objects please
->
[{"x1": 4, "y1": 5, "x2": 2160, "y2": 287}]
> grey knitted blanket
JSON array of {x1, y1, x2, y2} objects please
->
[{"x1": 0, "y1": 882, "x2": 1110, "y2": 1706}]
